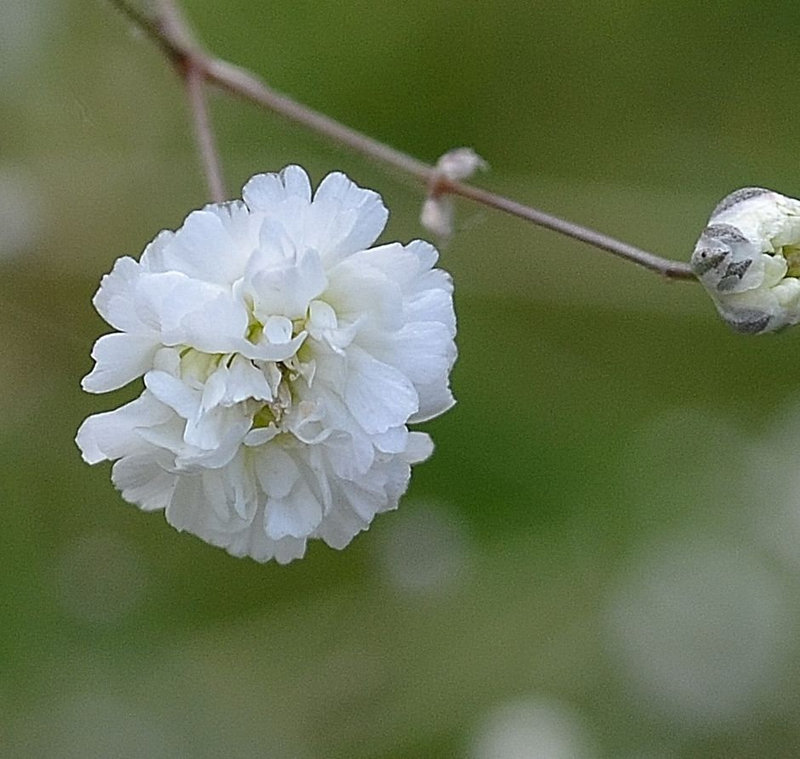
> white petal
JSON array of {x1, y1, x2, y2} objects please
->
[
  {"x1": 253, "y1": 446, "x2": 300, "y2": 499},
  {"x1": 76, "y1": 392, "x2": 173, "y2": 464},
  {"x1": 327, "y1": 258, "x2": 404, "y2": 329},
  {"x1": 139, "y1": 228, "x2": 176, "y2": 272},
  {"x1": 308, "y1": 171, "x2": 388, "y2": 261},
  {"x1": 134, "y1": 416, "x2": 189, "y2": 457},
  {"x1": 405, "y1": 279, "x2": 456, "y2": 335},
  {"x1": 344, "y1": 242, "x2": 422, "y2": 290},
  {"x1": 264, "y1": 481, "x2": 323, "y2": 540},
  {"x1": 420, "y1": 196, "x2": 454, "y2": 238},
  {"x1": 176, "y1": 290, "x2": 250, "y2": 353},
  {"x1": 165, "y1": 473, "x2": 207, "y2": 532},
  {"x1": 244, "y1": 425, "x2": 279, "y2": 446},
  {"x1": 82, "y1": 332, "x2": 158, "y2": 393},
  {"x1": 201, "y1": 199, "x2": 258, "y2": 252},
  {"x1": 369, "y1": 321, "x2": 456, "y2": 385},
  {"x1": 111, "y1": 453, "x2": 176, "y2": 511},
  {"x1": 344, "y1": 346, "x2": 419, "y2": 434},
  {"x1": 162, "y1": 209, "x2": 250, "y2": 284},
  {"x1": 242, "y1": 165, "x2": 312, "y2": 210},
  {"x1": 271, "y1": 537, "x2": 308, "y2": 564},
  {"x1": 201, "y1": 365, "x2": 229, "y2": 412},
  {"x1": 183, "y1": 406, "x2": 248, "y2": 454},
  {"x1": 308, "y1": 299, "x2": 338, "y2": 331},
  {"x1": 409, "y1": 381, "x2": 456, "y2": 423},
  {"x1": 316, "y1": 482, "x2": 374, "y2": 544},
  {"x1": 309, "y1": 388, "x2": 375, "y2": 477},
  {"x1": 92, "y1": 256, "x2": 145, "y2": 332},
  {"x1": 240, "y1": 331, "x2": 307, "y2": 362},
  {"x1": 405, "y1": 431, "x2": 434, "y2": 463},
  {"x1": 131, "y1": 270, "x2": 190, "y2": 333},
  {"x1": 372, "y1": 426, "x2": 409, "y2": 454},
  {"x1": 248, "y1": 248, "x2": 327, "y2": 321},
  {"x1": 404, "y1": 238, "x2": 440, "y2": 270},
  {"x1": 144, "y1": 370, "x2": 199, "y2": 419},
  {"x1": 242, "y1": 217, "x2": 297, "y2": 278},
  {"x1": 226, "y1": 355, "x2": 272, "y2": 403},
  {"x1": 173, "y1": 436, "x2": 244, "y2": 469},
  {"x1": 264, "y1": 315, "x2": 293, "y2": 343}
]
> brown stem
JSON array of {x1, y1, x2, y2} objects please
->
[
  {"x1": 183, "y1": 61, "x2": 226, "y2": 202},
  {"x1": 108, "y1": 0, "x2": 696, "y2": 281}
]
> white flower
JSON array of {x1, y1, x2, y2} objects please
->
[
  {"x1": 76, "y1": 166, "x2": 457, "y2": 564},
  {"x1": 691, "y1": 187, "x2": 800, "y2": 333}
]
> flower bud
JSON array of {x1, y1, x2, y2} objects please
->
[
  {"x1": 434, "y1": 147, "x2": 488, "y2": 181},
  {"x1": 420, "y1": 147, "x2": 487, "y2": 239},
  {"x1": 691, "y1": 187, "x2": 800, "y2": 333}
]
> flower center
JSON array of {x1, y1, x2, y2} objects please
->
[
  {"x1": 253, "y1": 361, "x2": 296, "y2": 427},
  {"x1": 175, "y1": 305, "x2": 317, "y2": 443},
  {"x1": 783, "y1": 244, "x2": 800, "y2": 277}
]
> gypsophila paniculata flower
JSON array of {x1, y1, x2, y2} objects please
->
[
  {"x1": 691, "y1": 187, "x2": 800, "y2": 334},
  {"x1": 76, "y1": 166, "x2": 457, "y2": 563}
]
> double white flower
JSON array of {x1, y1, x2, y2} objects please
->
[{"x1": 77, "y1": 166, "x2": 457, "y2": 563}]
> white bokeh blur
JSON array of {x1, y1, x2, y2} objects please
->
[
  {"x1": 375, "y1": 500, "x2": 470, "y2": 595},
  {"x1": 605, "y1": 535, "x2": 792, "y2": 731},
  {"x1": 469, "y1": 697, "x2": 597, "y2": 759},
  {"x1": 0, "y1": 0, "x2": 54, "y2": 93},
  {"x1": 605, "y1": 404, "x2": 800, "y2": 734},
  {"x1": 0, "y1": 169, "x2": 42, "y2": 259},
  {"x1": 12, "y1": 692, "x2": 183, "y2": 759}
]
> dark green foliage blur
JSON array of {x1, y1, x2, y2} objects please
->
[{"x1": 5, "y1": 0, "x2": 800, "y2": 756}]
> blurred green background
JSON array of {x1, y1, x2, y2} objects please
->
[{"x1": 5, "y1": 0, "x2": 800, "y2": 756}]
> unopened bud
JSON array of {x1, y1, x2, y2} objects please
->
[
  {"x1": 691, "y1": 187, "x2": 800, "y2": 333},
  {"x1": 435, "y1": 147, "x2": 488, "y2": 180},
  {"x1": 420, "y1": 147, "x2": 487, "y2": 238},
  {"x1": 420, "y1": 196, "x2": 455, "y2": 238}
]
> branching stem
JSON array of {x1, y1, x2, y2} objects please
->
[{"x1": 108, "y1": 0, "x2": 696, "y2": 281}]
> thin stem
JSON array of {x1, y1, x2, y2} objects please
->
[
  {"x1": 205, "y1": 57, "x2": 433, "y2": 183},
  {"x1": 109, "y1": 0, "x2": 181, "y2": 64},
  {"x1": 112, "y1": 0, "x2": 226, "y2": 202},
  {"x1": 184, "y1": 63, "x2": 226, "y2": 202},
  {"x1": 108, "y1": 0, "x2": 696, "y2": 282},
  {"x1": 440, "y1": 179, "x2": 693, "y2": 279}
]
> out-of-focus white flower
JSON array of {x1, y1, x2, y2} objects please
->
[
  {"x1": 691, "y1": 187, "x2": 800, "y2": 333},
  {"x1": 76, "y1": 166, "x2": 457, "y2": 564},
  {"x1": 420, "y1": 147, "x2": 487, "y2": 238}
]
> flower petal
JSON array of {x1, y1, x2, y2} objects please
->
[
  {"x1": 112, "y1": 453, "x2": 176, "y2": 511},
  {"x1": 82, "y1": 332, "x2": 158, "y2": 393},
  {"x1": 306, "y1": 171, "x2": 388, "y2": 262},
  {"x1": 92, "y1": 255, "x2": 145, "y2": 333},
  {"x1": 343, "y1": 346, "x2": 419, "y2": 434},
  {"x1": 242, "y1": 165, "x2": 312, "y2": 210},
  {"x1": 76, "y1": 392, "x2": 173, "y2": 464}
]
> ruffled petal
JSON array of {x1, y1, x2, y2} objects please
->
[
  {"x1": 76, "y1": 393, "x2": 173, "y2": 464},
  {"x1": 82, "y1": 332, "x2": 159, "y2": 393},
  {"x1": 158, "y1": 209, "x2": 251, "y2": 285},
  {"x1": 343, "y1": 346, "x2": 419, "y2": 434},
  {"x1": 112, "y1": 453, "x2": 177, "y2": 511},
  {"x1": 305, "y1": 171, "x2": 388, "y2": 263},
  {"x1": 242, "y1": 165, "x2": 312, "y2": 210},
  {"x1": 92, "y1": 256, "x2": 145, "y2": 333},
  {"x1": 264, "y1": 482, "x2": 324, "y2": 540},
  {"x1": 247, "y1": 245, "x2": 327, "y2": 321}
]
